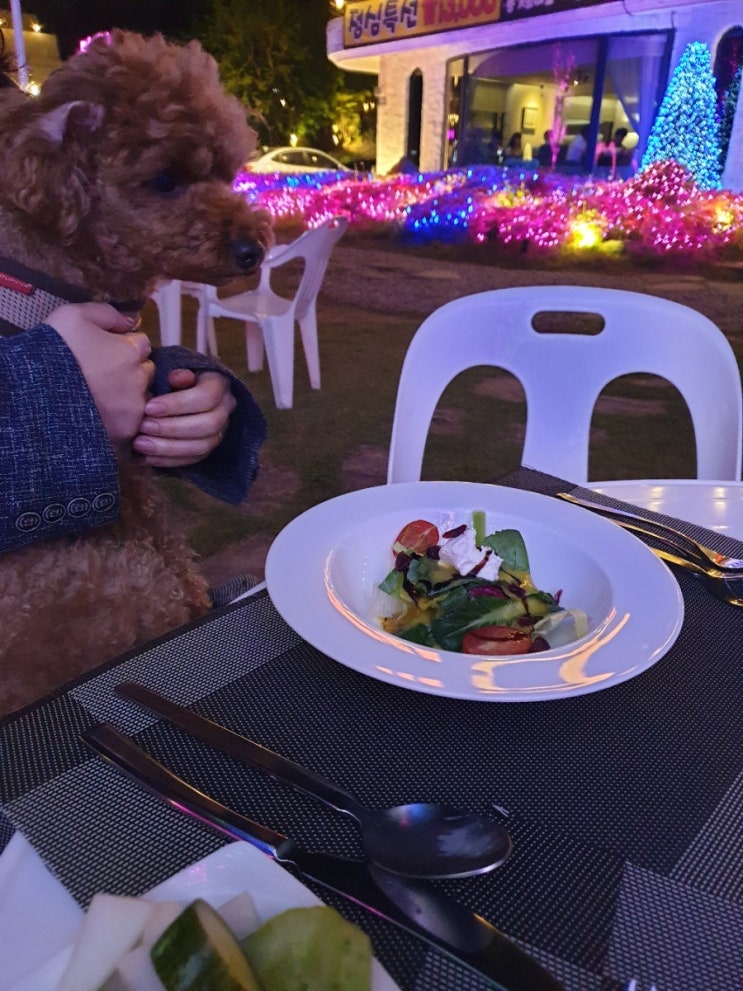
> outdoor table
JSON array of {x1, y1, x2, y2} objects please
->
[{"x1": 1, "y1": 467, "x2": 741, "y2": 991}]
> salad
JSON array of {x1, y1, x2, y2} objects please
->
[
  {"x1": 378, "y1": 511, "x2": 588, "y2": 655},
  {"x1": 52, "y1": 888, "x2": 371, "y2": 991}
]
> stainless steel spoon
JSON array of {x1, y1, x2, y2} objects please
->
[{"x1": 116, "y1": 682, "x2": 513, "y2": 879}]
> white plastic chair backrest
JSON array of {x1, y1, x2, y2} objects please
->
[
  {"x1": 196, "y1": 217, "x2": 348, "y2": 312},
  {"x1": 257, "y1": 216, "x2": 348, "y2": 316},
  {"x1": 387, "y1": 286, "x2": 743, "y2": 484}
]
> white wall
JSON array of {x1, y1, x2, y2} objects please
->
[{"x1": 376, "y1": 47, "x2": 450, "y2": 174}]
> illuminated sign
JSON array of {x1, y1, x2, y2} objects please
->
[{"x1": 343, "y1": 0, "x2": 612, "y2": 48}]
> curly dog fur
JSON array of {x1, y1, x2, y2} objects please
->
[{"x1": 0, "y1": 30, "x2": 273, "y2": 716}]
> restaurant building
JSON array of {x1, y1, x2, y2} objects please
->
[{"x1": 327, "y1": 0, "x2": 743, "y2": 190}]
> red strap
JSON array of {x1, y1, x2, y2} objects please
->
[{"x1": 0, "y1": 272, "x2": 34, "y2": 295}]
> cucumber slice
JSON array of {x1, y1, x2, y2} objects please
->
[
  {"x1": 151, "y1": 899, "x2": 260, "y2": 991},
  {"x1": 243, "y1": 905, "x2": 372, "y2": 991},
  {"x1": 472, "y1": 510, "x2": 486, "y2": 547}
]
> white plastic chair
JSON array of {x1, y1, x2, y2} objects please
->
[
  {"x1": 150, "y1": 279, "x2": 205, "y2": 346},
  {"x1": 387, "y1": 286, "x2": 743, "y2": 484},
  {"x1": 194, "y1": 216, "x2": 348, "y2": 408}
]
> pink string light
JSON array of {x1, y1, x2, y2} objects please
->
[{"x1": 236, "y1": 160, "x2": 743, "y2": 259}]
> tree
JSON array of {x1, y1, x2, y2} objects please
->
[
  {"x1": 195, "y1": 0, "x2": 304, "y2": 145},
  {"x1": 549, "y1": 45, "x2": 576, "y2": 168},
  {"x1": 641, "y1": 42, "x2": 722, "y2": 190},
  {"x1": 194, "y1": 0, "x2": 375, "y2": 156}
]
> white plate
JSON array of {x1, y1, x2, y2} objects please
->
[
  {"x1": 265, "y1": 481, "x2": 684, "y2": 702},
  {"x1": 590, "y1": 480, "x2": 743, "y2": 539},
  {"x1": 4, "y1": 838, "x2": 398, "y2": 991}
]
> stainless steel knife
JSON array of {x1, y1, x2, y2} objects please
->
[
  {"x1": 114, "y1": 679, "x2": 399, "y2": 813},
  {"x1": 82, "y1": 723, "x2": 562, "y2": 991},
  {"x1": 113, "y1": 682, "x2": 513, "y2": 881}
]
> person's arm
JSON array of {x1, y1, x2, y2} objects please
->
[
  {"x1": 140, "y1": 346, "x2": 268, "y2": 504},
  {"x1": 0, "y1": 325, "x2": 120, "y2": 553}
]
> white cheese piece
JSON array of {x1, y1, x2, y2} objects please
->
[{"x1": 439, "y1": 528, "x2": 502, "y2": 580}]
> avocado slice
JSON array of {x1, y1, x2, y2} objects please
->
[{"x1": 243, "y1": 905, "x2": 372, "y2": 991}]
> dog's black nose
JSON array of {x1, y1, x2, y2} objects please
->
[{"x1": 230, "y1": 238, "x2": 264, "y2": 272}]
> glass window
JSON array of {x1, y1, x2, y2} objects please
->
[
  {"x1": 447, "y1": 31, "x2": 672, "y2": 176},
  {"x1": 275, "y1": 150, "x2": 307, "y2": 165},
  {"x1": 599, "y1": 34, "x2": 669, "y2": 176},
  {"x1": 306, "y1": 152, "x2": 339, "y2": 169},
  {"x1": 714, "y1": 27, "x2": 743, "y2": 172}
]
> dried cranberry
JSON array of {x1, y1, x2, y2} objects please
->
[
  {"x1": 425, "y1": 545, "x2": 440, "y2": 559},
  {"x1": 469, "y1": 585, "x2": 507, "y2": 598},
  {"x1": 395, "y1": 551, "x2": 411, "y2": 571},
  {"x1": 442, "y1": 524, "x2": 467, "y2": 539}
]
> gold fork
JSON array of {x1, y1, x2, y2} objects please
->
[
  {"x1": 557, "y1": 492, "x2": 743, "y2": 573},
  {"x1": 651, "y1": 547, "x2": 743, "y2": 607}
]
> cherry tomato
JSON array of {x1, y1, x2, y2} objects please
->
[
  {"x1": 461, "y1": 625, "x2": 532, "y2": 656},
  {"x1": 393, "y1": 520, "x2": 439, "y2": 555}
]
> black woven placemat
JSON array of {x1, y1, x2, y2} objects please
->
[{"x1": 1, "y1": 469, "x2": 741, "y2": 991}]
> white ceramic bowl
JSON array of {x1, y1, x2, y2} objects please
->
[{"x1": 266, "y1": 482, "x2": 684, "y2": 701}]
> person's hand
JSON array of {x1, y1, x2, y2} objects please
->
[
  {"x1": 132, "y1": 369, "x2": 236, "y2": 468},
  {"x1": 46, "y1": 302, "x2": 154, "y2": 447}
]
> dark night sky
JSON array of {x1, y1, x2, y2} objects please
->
[{"x1": 27, "y1": 0, "x2": 209, "y2": 57}]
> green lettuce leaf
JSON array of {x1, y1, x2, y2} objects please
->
[
  {"x1": 400, "y1": 623, "x2": 436, "y2": 646},
  {"x1": 430, "y1": 586, "x2": 527, "y2": 651},
  {"x1": 481, "y1": 529, "x2": 530, "y2": 573},
  {"x1": 378, "y1": 569, "x2": 405, "y2": 597}
]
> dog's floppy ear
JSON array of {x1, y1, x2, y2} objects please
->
[
  {"x1": 2, "y1": 100, "x2": 104, "y2": 242},
  {"x1": 35, "y1": 100, "x2": 104, "y2": 141}
]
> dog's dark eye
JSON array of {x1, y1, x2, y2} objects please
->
[{"x1": 147, "y1": 170, "x2": 180, "y2": 194}]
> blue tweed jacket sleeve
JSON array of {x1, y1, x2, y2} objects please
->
[
  {"x1": 151, "y1": 345, "x2": 267, "y2": 504},
  {"x1": 1, "y1": 332, "x2": 267, "y2": 555},
  {"x1": 0, "y1": 324, "x2": 119, "y2": 553}
]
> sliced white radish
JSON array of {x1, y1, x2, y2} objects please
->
[
  {"x1": 55, "y1": 892, "x2": 153, "y2": 991},
  {"x1": 217, "y1": 892, "x2": 261, "y2": 941},
  {"x1": 101, "y1": 944, "x2": 166, "y2": 990},
  {"x1": 139, "y1": 901, "x2": 185, "y2": 950}
]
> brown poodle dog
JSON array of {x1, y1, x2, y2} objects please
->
[{"x1": 0, "y1": 30, "x2": 273, "y2": 716}]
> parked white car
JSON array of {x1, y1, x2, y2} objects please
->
[{"x1": 246, "y1": 146, "x2": 352, "y2": 174}]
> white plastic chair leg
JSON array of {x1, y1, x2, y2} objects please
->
[
  {"x1": 245, "y1": 321, "x2": 265, "y2": 371},
  {"x1": 261, "y1": 315, "x2": 295, "y2": 409},
  {"x1": 154, "y1": 280, "x2": 182, "y2": 346},
  {"x1": 299, "y1": 309, "x2": 320, "y2": 389},
  {"x1": 195, "y1": 297, "x2": 207, "y2": 354},
  {"x1": 195, "y1": 304, "x2": 218, "y2": 357},
  {"x1": 207, "y1": 316, "x2": 218, "y2": 357}
]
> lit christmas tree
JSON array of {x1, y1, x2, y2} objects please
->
[{"x1": 641, "y1": 42, "x2": 722, "y2": 190}]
